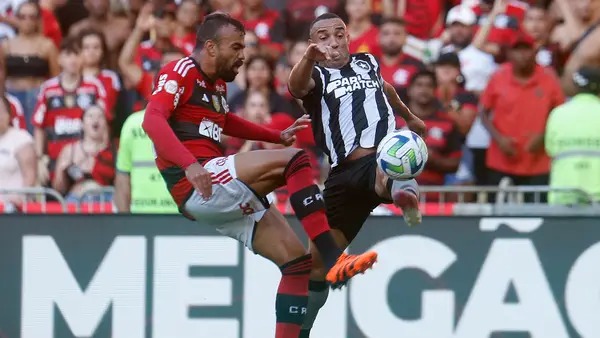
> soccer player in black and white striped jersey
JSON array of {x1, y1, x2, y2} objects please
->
[{"x1": 288, "y1": 13, "x2": 428, "y2": 337}]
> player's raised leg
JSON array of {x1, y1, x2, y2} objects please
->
[
  {"x1": 374, "y1": 168, "x2": 422, "y2": 226},
  {"x1": 233, "y1": 148, "x2": 377, "y2": 286}
]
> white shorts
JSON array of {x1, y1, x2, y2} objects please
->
[{"x1": 184, "y1": 155, "x2": 274, "y2": 252}]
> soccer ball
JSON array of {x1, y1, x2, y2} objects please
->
[{"x1": 376, "y1": 129, "x2": 428, "y2": 180}]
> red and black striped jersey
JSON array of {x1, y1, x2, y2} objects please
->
[
  {"x1": 32, "y1": 75, "x2": 108, "y2": 174},
  {"x1": 149, "y1": 56, "x2": 231, "y2": 205}
]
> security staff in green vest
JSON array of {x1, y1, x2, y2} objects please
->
[
  {"x1": 114, "y1": 110, "x2": 178, "y2": 213},
  {"x1": 545, "y1": 66, "x2": 600, "y2": 204}
]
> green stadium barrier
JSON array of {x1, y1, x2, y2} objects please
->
[{"x1": 0, "y1": 215, "x2": 598, "y2": 338}]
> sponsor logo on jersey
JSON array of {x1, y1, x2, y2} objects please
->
[
  {"x1": 198, "y1": 118, "x2": 222, "y2": 142},
  {"x1": 326, "y1": 75, "x2": 381, "y2": 99}
]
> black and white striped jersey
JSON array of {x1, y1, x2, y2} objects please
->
[{"x1": 298, "y1": 53, "x2": 395, "y2": 167}]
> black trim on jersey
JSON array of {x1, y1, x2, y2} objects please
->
[{"x1": 368, "y1": 56, "x2": 391, "y2": 145}]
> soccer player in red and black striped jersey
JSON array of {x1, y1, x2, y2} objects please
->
[{"x1": 142, "y1": 13, "x2": 377, "y2": 338}]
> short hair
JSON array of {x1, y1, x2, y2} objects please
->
[
  {"x1": 310, "y1": 13, "x2": 342, "y2": 31},
  {"x1": 194, "y1": 12, "x2": 245, "y2": 51},
  {"x1": 380, "y1": 17, "x2": 406, "y2": 27},
  {"x1": 409, "y1": 69, "x2": 438, "y2": 88},
  {"x1": 60, "y1": 36, "x2": 80, "y2": 54}
]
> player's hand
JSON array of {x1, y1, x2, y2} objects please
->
[
  {"x1": 185, "y1": 162, "x2": 213, "y2": 199},
  {"x1": 304, "y1": 43, "x2": 336, "y2": 62},
  {"x1": 280, "y1": 114, "x2": 311, "y2": 146},
  {"x1": 37, "y1": 155, "x2": 50, "y2": 186},
  {"x1": 497, "y1": 135, "x2": 517, "y2": 157},
  {"x1": 406, "y1": 117, "x2": 427, "y2": 137}
]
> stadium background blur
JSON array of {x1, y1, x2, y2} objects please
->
[{"x1": 1, "y1": 0, "x2": 599, "y2": 212}]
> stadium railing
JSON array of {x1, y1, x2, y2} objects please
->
[{"x1": 1, "y1": 185, "x2": 598, "y2": 216}]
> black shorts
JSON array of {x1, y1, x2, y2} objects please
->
[{"x1": 323, "y1": 153, "x2": 391, "y2": 242}]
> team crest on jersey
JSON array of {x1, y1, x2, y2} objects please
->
[
  {"x1": 216, "y1": 84, "x2": 226, "y2": 93},
  {"x1": 212, "y1": 95, "x2": 221, "y2": 112},
  {"x1": 77, "y1": 94, "x2": 92, "y2": 109},
  {"x1": 355, "y1": 60, "x2": 371, "y2": 72}
]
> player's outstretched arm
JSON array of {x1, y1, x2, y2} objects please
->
[
  {"x1": 288, "y1": 43, "x2": 331, "y2": 98},
  {"x1": 383, "y1": 81, "x2": 426, "y2": 136},
  {"x1": 223, "y1": 113, "x2": 310, "y2": 146}
]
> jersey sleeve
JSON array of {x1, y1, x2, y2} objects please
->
[
  {"x1": 6, "y1": 94, "x2": 26, "y2": 130},
  {"x1": 149, "y1": 59, "x2": 194, "y2": 110},
  {"x1": 116, "y1": 115, "x2": 134, "y2": 173},
  {"x1": 31, "y1": 84, "x2": 49, "y2": 128}
]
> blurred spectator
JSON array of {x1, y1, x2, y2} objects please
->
[
  {"x1": 546, "y1": 66, "x2": 600, "y2": 204},
  {"x1": 227, "y1": 90, "x2": 273, "y2": 153},
  {"x1": 32, "y1": 37, "x2": 108, "y2": 187},
  {"x1": 135, "y1": 6, "x2": 178, "y2": 75},
  {"x1": 115, "y1": 109, "x2": 178, "y2": 213},
  {"x1": 275, "y1": 39, "x2": 308, "y2": 102},
  {"x1": 228, "y1": 30, "x2": 260, "y2": 98},
  {"x1": 346, "y1": 0, "x2": 379, "y2": 54},
  {"x1": 473, "y1": 0, "x2": 566, "y2": 73},
  {"x1": 377, "y1": 17, "x2": 425, "y2": 101},
  {"x1": 172, "y1": 0, "x2": 201, "y2": 55},
  {"x1": 434, "y1": 52, "x2": 477, "y2": 136},
  {"x1": 481, "y1": 34, "x2": 564, "y2": 202},
  {"x1": 0, "y1": 0, "x2": 64, "y2": 48},
  {"x1": 68, "y1": 0, "x2": 131, "y2": 69},
  {"x1": 441, "y1": 4, "x2": 498, "y2": 94},
  {"x1": 229, "y1": 54, "x2": 294, "y2": 115},
  {"x1": 472, "y1": 0, "x2": 527, "y2": 46},
  {"x1": 52, "y1": 104, "x2": 115, "y2": 202},
  {"x1": 119, "y1": 4, "x2": 184, "y2": 111},
  {"x1": 207, "y1": 0, "x2": 242, "y2": 17},
  {"x1": 550, "y1": 0, "x2": 600, "y2": 53},
  {"x1": 560, "y1": 0, "x2": 600, "y2": 96},
  {"x1": 0, "y1": 95, "x2": 36, "y2": 210},
  {"x1": 381, "y1": 0, "x2": 445, "y2": 40},
  {"x1": 79, "y1": 28, "x2": 121, "y2": 115},
  {"x1": 398, "y1": 70, "x2": 462, "y2": 186},
  {"x1": 3, "y1": 0, "x2": 60, "y2": 132},
  {"x1": 283, "y1": 0, "x2": 339, "y2": 41},
  {"x1": 236, "y1": 0, "x2": 285, "y2": 60},
  {"x1": 6, "y1": 92, "x2": 26, "y2": 129}
]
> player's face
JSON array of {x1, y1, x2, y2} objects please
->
[
  {"x1": 215, "y1": 25, "x2": 246, "y2": 82},
  {"x1": 379, "y1": 23, "x2": 406, "y2": 56},
  {"x1": 82, "y1": 106, "x2": 107, "y2": 138},
  {"x1": 523, "y1": 8, "x2": 548, "y2": 41},
  {"x1": 408, "y1": 76, "x2": 436, "y2": 105},
  {"x1": 59, "y1": 50, "x2": 83, "y2": 75},
  {"x1": 310, "y1": 18, "x2": 351, "y2": 69},
  {"x1": 81, "y1": 35, "x2": 103, "y2": 67}
]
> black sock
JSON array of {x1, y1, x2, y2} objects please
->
[
  {"x1": 313, "y1": 232, "x2": 342, "y2": 270},
  {"x1": 300, "y1": 280, "x2": 330, "y2": 337}
]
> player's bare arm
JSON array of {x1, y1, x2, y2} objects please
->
[
  {"x1": 288, "y1": 45, "x2": 323, "y2": 98},
  {"x1": 383, "y1": 81, "x2": 426, "y2": 135}
]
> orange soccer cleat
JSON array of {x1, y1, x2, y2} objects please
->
[{"x1": 326, "y1": 251, "x2": 378, "y2": 289}]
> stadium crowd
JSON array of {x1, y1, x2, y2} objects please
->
[{"x1": 1, "y1": 0, "x2": 600, "y2": 210}]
